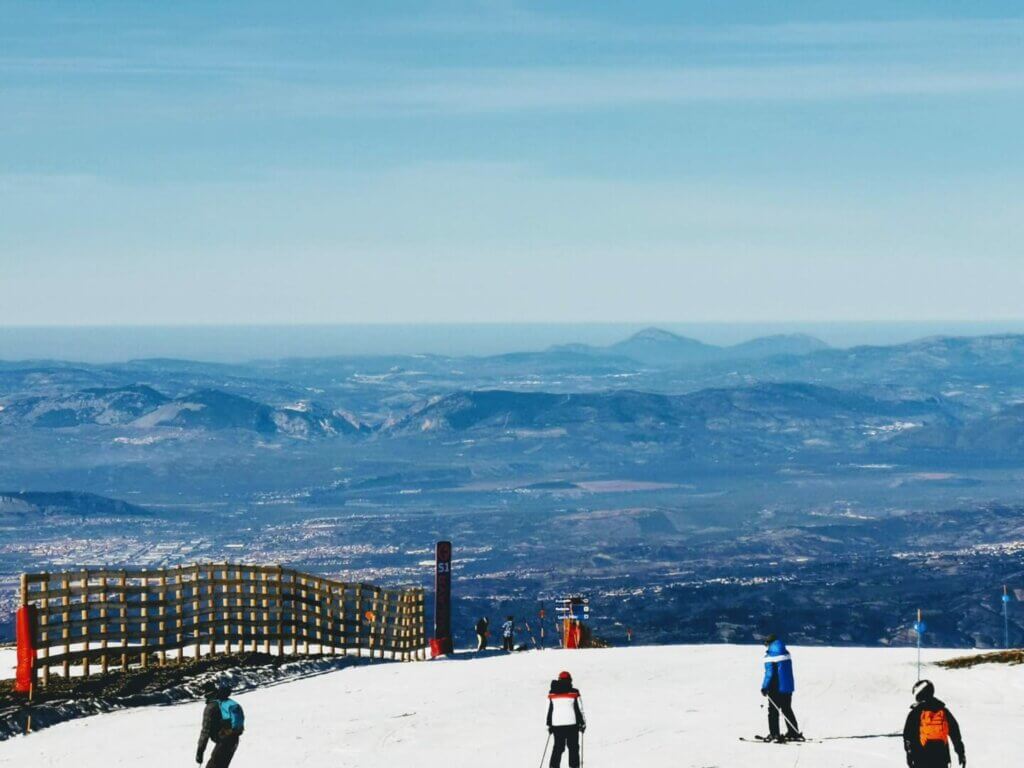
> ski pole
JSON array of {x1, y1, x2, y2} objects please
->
[
  {"x1": 580, "y1": 729, "x2": 585, "y2": 766},
  {"x1": 538, "y1": 732, "x2": 552, "y2": 768},
  {"x1": 766, "y1": 694, "x2": 801, "y2": 736}
]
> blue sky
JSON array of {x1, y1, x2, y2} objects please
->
[{"x1": 2, "y1": 1, "x2": 1023, "y2": 325}]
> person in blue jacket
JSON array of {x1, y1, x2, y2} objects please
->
[{"x1": 760, "y1": 634, "x2": 804, "y2": 742}]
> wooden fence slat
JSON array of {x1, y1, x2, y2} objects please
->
[
  {"x1": 261, "y1": 569, "x2": 270, "y2": 655},
  {"x1": 276, "y1": 566, "x2": 285, "y2": 657},
  {"x1": 174, "y1": 567, "x2": 184, "y2": 664},
  {"x1": 140, "y1": 572, "x2": 149, "y2": 669},
  {"x1": 41, "y1": 571, "x2": 50, "y2": 686},
  {"x1": 99, "y1": 574, "x2": 109, "y2": 674},
  {"x1": 80, "y1": 571, "x2": 90, "y2": 678},
  {"x1": 61, "y1": 574, "x2": 70, "y2": 679},
  {"x1": 120, "y1": 571, "x2": 128, "y2": 670}
]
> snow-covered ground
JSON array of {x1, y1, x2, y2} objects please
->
[
  {"x1": 0, "y1": 647, "x2": 14, "y2": 680},
  {"x1": 4, "y1": 644, "x2": 1021, "y2": 767}
]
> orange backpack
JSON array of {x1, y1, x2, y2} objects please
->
[{"x1": 919, "y1": 709, "x2": 949, "y2": 746}]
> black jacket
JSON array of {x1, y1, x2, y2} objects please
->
[
  {"x1": 903, "y1": 697, "x2": 965, "y2": 767},
  {"x1": 197, "y1": 697, "x2": 230, "y2": 761},
  {"x1": 475, "y1": 619, "x2": 489, "y2": 635}
]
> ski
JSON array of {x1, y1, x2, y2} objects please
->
[{"x1": 739, "y1": 736, "x2": 816, "y2": 744}]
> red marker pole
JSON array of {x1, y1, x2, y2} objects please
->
[
  {"x1": 430, "y1": 541, "x2": 453, "y2": 657},
  {"x1": 15, "y1": 605, "x2": 37, "y2": 695}
]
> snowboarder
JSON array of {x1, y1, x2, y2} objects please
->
[
  {"x1": 196, "y1": 683, "x2": 245, "y2": 768},
  {"x1": 903, "y1": 680, "x2": 966, "y2": 768},
  {"x1": 502, "y1": 615, "x2": 515, "y2": 651},
  {"x1": 546, "y1": 670, "x2": 586, "y2": 768},
  {"x1": 475, "y1": 617, "x2": 490, "y2": 651},
  {"x1": 760, "y1": 634, "x2": 803, "y2": 742}
]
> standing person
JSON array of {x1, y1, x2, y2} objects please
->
[
  {"x1": 502, "y1": 615, "x2": 515, "y2": 651},
  {"x1": 475, "y1": 617, "x2": 490, "y2": 651},
  {"x1": 760, "y1": 634, "x2": 803, "y2": 742},
  {"x1": 903, "y1": 680, "x2": 966, "y2": 768},
  {"x1": 546, "y1": 670, "x2": 586, "y2": 768},
  {"x1": 196, "y1": 683, "x2": 245, "y2": 768}
]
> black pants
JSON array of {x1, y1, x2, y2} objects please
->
[
  {"x1": 907, "y1": 743, "x2": 955, "y2": 768},
  {"x1": 477, "y1": 632, "x2": 487, "y2": 651},
  {"x1": 503, "y1": 636, "x2": 514, "y2": 651},
  {"x1": 550, "y1": 726, "x2": 580, "y2": 768},
  {"x1": 205, "y1": 736, "x2": 239, "y2": 768},
  {"x1": 767, "y1": 692, "x2": 800, "y2": 737}
]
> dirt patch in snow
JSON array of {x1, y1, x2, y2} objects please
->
[{"x1": 937, "y1": 649, "x2": 1024, "y2": 668}]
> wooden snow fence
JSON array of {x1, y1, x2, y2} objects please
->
[{"x1": 18, "y1": 564, "x2": 427, "y2": 687}]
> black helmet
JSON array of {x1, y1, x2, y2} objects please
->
[
  {"x1": 763, "y1": 633, "x2": 777, "y2": 646},
  {"x1": 913, "y1": 680, "x2": 934, "y2": 702},
  {"x1": 209, "y1": 681, "x2": 232, "y2": 699}
]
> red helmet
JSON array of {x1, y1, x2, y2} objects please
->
[{"x1": 558, "y1": 670, "x2": 572, "y2": 680}]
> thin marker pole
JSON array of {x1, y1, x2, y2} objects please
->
[
  {"x1": 917, "y1": 609, "x2": 922, "y2": 680},
  {"x1": 1003, "y1": 586, "x2": 1011, "y2": 649}
]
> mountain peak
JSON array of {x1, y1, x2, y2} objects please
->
[
  {"x1": 609, "y1": 328, "x2": 717, "y2": 365},
  {"x1": 626, "y1": 327, "x2": 690, "y2": 344}
]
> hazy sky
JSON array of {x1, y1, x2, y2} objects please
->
[{"x1": 2, "y1": 1, "x2": 1023, "y2": 325}]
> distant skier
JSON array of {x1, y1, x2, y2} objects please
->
[
  {"x1": 502, "y1": 615, "x2": 515, "y2": 651},
  {"x1": 196, "y1": 683, "x2": 245, "y2": 768},
  {"x1": 476, "y1": 617, "x2": 490, "y2": 651},
  {"x1": 760, "y1": 634, "x2": 803, "y2": 742},
  {"x1": 903, "y1": 680, "x2": 966, "y2": 768},
  {"x1": 546, "y1": 670, "x2": 586, "y2": 768}
]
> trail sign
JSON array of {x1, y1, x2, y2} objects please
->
[
  {"x1": 431, "y1": 540, "x2": 453, "y2": 657},
  {"x1": 556, "y1": 594, "x2": 590, "y2": 649},
  {"x1": 556, "y1": 595, "x2": 589, "y2": 621}
]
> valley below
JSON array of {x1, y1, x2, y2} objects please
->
[{"x1": 2, "y1": 329, "x2": 1024, "y2": 648}]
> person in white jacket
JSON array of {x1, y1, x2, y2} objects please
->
[{"x1": 546, "y1": 671, "x2": 586, "y2": 768}]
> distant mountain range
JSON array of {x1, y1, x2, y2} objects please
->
[
  {"x1": 0, "y1": 491, "x2": 150, "y2": 518},
  {"x1": 3, "y1": 329, "x2": 1024, "y2": 454},
  {"x1": 385, "y1": 383, "x2": 953, "y2": 458},
  {"x1": 553, "y1": 327, "x2": 830, "y2": 366},
  {"x1": 0, "y1": 385, "x2": 365, "y2": 437}
]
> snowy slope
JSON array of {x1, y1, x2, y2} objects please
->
[{"x1": 3, "y1": 645, "x2": 1020, "y2": 767}]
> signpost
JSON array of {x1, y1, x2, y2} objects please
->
[
  {"x1": 556, "y1": 595, "x2": 589, "y2": 649},
  {"x1": 431, "y1": 540, "x2": 453, "y2": 657}
]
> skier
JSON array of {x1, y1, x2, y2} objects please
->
[
  {"x1": 196, "y1": 683, "x2": 245, "y2": 768},
  {"x1": 546, "y1": 670, "x2": 586, "y2": 768},
  {"x1": 502, "y1": 615, "x2": 515, "y2": 651},
  {"x1": 760, "y1": 634, "x2": 803, "y2": 742},
  {"x1": 903, "y1": 680, "x2": 966, "y2": 768},
  {"x1": 475, "y1": 617, "x2": 490, "y2": 651}
]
